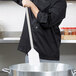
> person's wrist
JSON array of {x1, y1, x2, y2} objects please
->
[{"x1": 30, "y1": 2, "x2": 34, "y2": 8}]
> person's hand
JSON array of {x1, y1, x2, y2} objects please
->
[
  {"x1": 22, "y1": 0, "x2": 39, "y2": 18},
  {"x1": 22, "y1": 0, "x2": 33, "y2": 8}
]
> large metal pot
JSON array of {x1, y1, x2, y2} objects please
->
[{"x1": 2, "y1": 63, "x2": 76, "y2": 76}]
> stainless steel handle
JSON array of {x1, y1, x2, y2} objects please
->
[
  {"x1": 72, "y1": 70, "x2": 76, "y2": 76},
  {"x1": 26, "y1": 7, "x2": 34, "y2": 48},
  {"x1": 2, "y1": 68, "x2": 10, "y2": 74},
  {"x1": 73, "y1": 70, "x2": 76, "y2": 76}
]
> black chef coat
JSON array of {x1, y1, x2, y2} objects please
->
[{"x1": 13, "y1": 0, "x2": 67, "y2": 60}]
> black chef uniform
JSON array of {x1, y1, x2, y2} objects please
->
[{"x1": 13, "y1": 0, "x2": 67, "y2": 60}]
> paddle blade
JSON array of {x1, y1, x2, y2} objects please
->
[{"x1": 28, "y1": 48, "x2": 40, "y2": 65}]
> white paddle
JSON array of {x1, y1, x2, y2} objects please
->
[{"x1": 25, "y1": 7, "x2": 40, "y2": 65}]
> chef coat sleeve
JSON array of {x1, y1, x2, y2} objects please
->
[
  {"x1": 13, "y1": 0, "x2": 22, "y2": 6},
  {"x1": 37, "y1": 0, "x2": 67, "y2": 28}
]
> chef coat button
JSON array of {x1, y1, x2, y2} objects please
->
[{"x1": 35, "y1": 26, "x2": 38, "y2": 29}]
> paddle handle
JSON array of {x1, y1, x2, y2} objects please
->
[{"x1": 26, "y1": 7, "x2": 34, "y2": 48}]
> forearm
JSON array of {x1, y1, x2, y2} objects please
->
[{"x1": 30, "y1": 2, "x2": 39, "y2": 18}]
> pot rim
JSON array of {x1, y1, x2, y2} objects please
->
[{"x1": 8, "y1": 63, "x2": 75, "y2": 72}]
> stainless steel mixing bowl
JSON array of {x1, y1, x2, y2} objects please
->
[{"x1": 2, "y1": 63, "x2": 76, "y2": 76}]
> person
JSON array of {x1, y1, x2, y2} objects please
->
[{"x1": 13, "y1": 0, "x2": 67, "y2": 62}]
